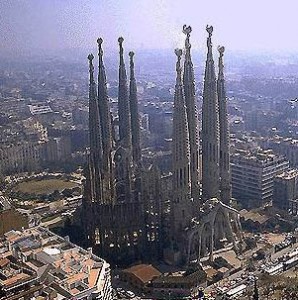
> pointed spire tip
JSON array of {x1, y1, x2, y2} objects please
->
[
  {"x1": 118, "y1": 37, "x2": 125, "y2": 66},
  {"x1": 175, "y1": 48, "x2": 183, "y2": 58},
  {"x1": 206, "y1": 25, "x2": 213, "y2": 37},
  {"x1": 218, "y1": 45, "x2": 225, "y2": 55},
  {"x1": 183, "y1": 25, "x2": 192, "y2": 55},
  {"x1": 118, "y1": 37, "x2": 124, "y2": 45},
  {"x1": 183, "y1": 25, "x2": 192, "y2": 35},
  {"x1": 206, "y1": 25, "x2": 213, "y2": 56},
  {"x1": 218, "y1": 46, "x2": 225, "y2": 78},
  {"x1": 88, "y1": 54, "x2": 94, "y2": 81},
  {"x1": 175, "y1": 49, "x2": 182, "y2": 77},
  {"x1": 97, "y1": 38, "x2": 104, "y2": 59}
]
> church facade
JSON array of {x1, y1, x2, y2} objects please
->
[{"x1": 80, "y1": 25, "x2": 242, "y2": 266}]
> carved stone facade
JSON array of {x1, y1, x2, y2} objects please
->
[
  {"x1": 167, "y1": 25, "x2": 243, "y2": 265},
  {"x1": 187, "y1": 199, "x2": 242, "y2": 264}
]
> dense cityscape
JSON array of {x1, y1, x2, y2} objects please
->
[{"x1": 1, "y1": 1, "x2": 298, "y2": 300}]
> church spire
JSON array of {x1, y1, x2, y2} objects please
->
[
  {"x1": 97, "y1": 38, "x2": 113, "y2": 169},
  {"x1": 217, "y1": 46, "x2": 232, "y2": 204},
  {"x1": 183, "y1": 25, "x2": 192, "y2": 61},
  {"x1": 172, "y1": 48, "x2": 191, "y2": 235},
  {"x1": 182, "y1": 25, "x2": 200, "y2": 203},
  {"x1": 97, "y1": 38, "x2": 115, "y2": 204},
  {"x1": 202, "y1": 25, "x2": 220, "y2": 200},
  {"x1": 129, "y1": 51, "x2": 142, "y2": 165},
  {"x1": 118, "y1": 37, "x2": 132, "y2": 149},
  {"x1": 87, "y1": 53, "x2": 103, "y2": 202}
]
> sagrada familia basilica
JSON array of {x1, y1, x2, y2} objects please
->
[{"x1": 80, "y1": 25, "x2": 243, "y2": 266}]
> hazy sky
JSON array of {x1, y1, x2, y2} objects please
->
[{"x1": 1, "y1": 0, "x2": 298, "y2": 55}]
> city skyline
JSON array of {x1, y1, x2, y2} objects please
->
[{"x1": 0, "y1": 2, "x2": 297, "y2": 299}]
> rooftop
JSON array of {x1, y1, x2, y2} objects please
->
[
  {"x1": 0, "y1": 256, "x2": 37, "y2": 291},
  {"x1": 231, "y1": 148, "x2": 288, "y2": 166},
  {"x1": 240, "y1": 209, "x2": 270, "y2": 224},
  {"x1": 123, "y1": 264, "x2": 161, "y2": 284},
  {"x1": 0, "y1": 227, "x2": 110, "y2": 298},
  {"x1": 276, "y1": 169, "x2": 298, "y2": 180},
  {"x1": 28, "y1": 105, "x2": 53, "y2": 115}
]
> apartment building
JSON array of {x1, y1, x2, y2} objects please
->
[
  {"x1": 231, "y1": 149, "x2": 289, "y2": 206},
  {"x1": 273, "y1": 169, "x2": 298, "y2": 214},
  {"x1": 0, "y1": 227, "x2": 112, "y2": 300}
]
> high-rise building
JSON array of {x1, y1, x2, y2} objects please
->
[
  {"x1": 273, "y1": 169, "x2": 298, "y2": 213},
  {"x1": 260, "y1": 136, "x2": 298, "y2": 167},
  {"x1": 231, "y1": 149, "x2": 289, "y2": 206}
]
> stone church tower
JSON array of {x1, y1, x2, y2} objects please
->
[
  {"x1": 201, "y1": 25, "x2": 220, "y2": 201},
  {"x1": 217, "y1": 46, "x2": 232, "y2": 204},
  {"x1": 182, "y1": 25, "x2": 200, "y2": 203},
  {"x1": 97, "y1": 38, "x2": 114, "y2": 204},
  {"x1": 171, "y1": 48, "x2": 192, "y2": 240},
  {"x1": 118, "y1": 37, "x2": 132, "y2": 150},
  {"x1": 115, "y1": 37, "x2": 133, "y2": 203},
  {"x1": 87, "y1": 54, "x2": 103, "y2": 203},
  {"x1": 129, "y1": 51, "x2": 142, "y2": 166}
]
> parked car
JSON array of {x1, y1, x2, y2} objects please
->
[{"x1": 125, "y1": 290, "x2": 135, "y2": 298}]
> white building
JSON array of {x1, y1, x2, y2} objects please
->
[{"x1": 231, "y1": 149, "x2": 289, "y2": 206}]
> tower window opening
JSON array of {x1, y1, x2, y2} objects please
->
[{"x1": 95, "y1": 228, "x2": 100, "y2": 245}]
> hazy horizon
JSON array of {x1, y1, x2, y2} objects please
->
[{"x1": 1, "y1": 0, "x2": 298, "y2": 57}]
